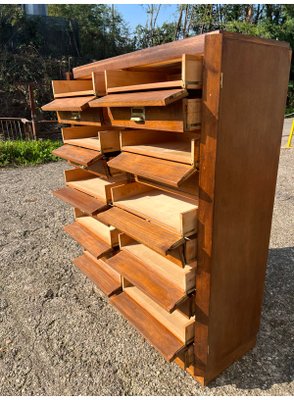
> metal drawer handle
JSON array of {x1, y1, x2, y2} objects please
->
[{"x1": 130, "y1": 107, "x2": 145, "y2": 123}]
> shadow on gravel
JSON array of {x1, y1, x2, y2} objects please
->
[{"x1": 209, "y1": 246, "x2": 294, "y2": 390}]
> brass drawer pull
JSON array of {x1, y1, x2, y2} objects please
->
[{"x1": 130, "y1": 107, "x2": 145, "y2": 123}]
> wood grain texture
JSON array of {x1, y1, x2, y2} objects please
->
[
  {"x1": 64, "y1": 137, "x2": 100, "y2": 151},
  {"x1": 96, "y1": 207, "x2": 184, "y2": 256},
  {"x1": 52, "y1": 80, "x2": 94, "y2": 98},
  {"x1": 53, "y1": 187, "x2": 108, "y2": 215},
  {"x1": 52, "y1": 144, "x2": 101, "y2": 166},
  {"x1": 194, "y1": 32, "x2": 291, "y2": 383},
  {"x1": 89, "y1": 89, "x2": 187, "y2": 107},
  {"x1": 57, "y1": 109, "x2": 103, "y2": 126},
  {"x1": 73, "y1": 252, "x2": 121, "y2": 297},
  {"x1": 107, "y1": 250, "x2": 187, "y2": 312},
  {"x1": 62, "y1": 126, "x2": 99, "y2": 141},
  {"x1": 64, "y1": 222, "x2": 112, "y2": 259},
  {"x1": 111, "y1": 184, "x2": 198, "y2": 236},
  {"x1": 106, "y1": 99, "x2": 201, "y2": 133},
  {"x1": 108, "y1": 152, "x2": 195, "y2": 187},
  {"x1": 119, "y1": 236, "x2": 195, "y2": 289},
  {"x1": 110, "y1": 291, "x2": 186, "y2": 361},
  {"x1": 73, "y1": 33, "x2": 208, "y2": 79},
  {"x1": 122, "y1": 141, "x2": 194, "y2": 165},
  {"x1": 42, "y1": 96, "x2": 96, "y2": 112}
]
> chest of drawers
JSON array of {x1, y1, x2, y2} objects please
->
[{"x1": 42, "y1": 31, "x2": 291, "y2": 385}]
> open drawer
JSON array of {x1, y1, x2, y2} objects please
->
[
  {"x1": 42, "y1": 96, "x2": 96, "y2": 112},
  {"x1": 52, "y1": 144, "x2": 101, "y2": 166},
  {"x1": 96, "y1": 207, "x2": 197, "y2": 268},
  {"x1": 110, "y1": 182, "x2": 198, "y2": 236},
  {"x1": 105, "y1": 54, "x2": 203, "y2": 93},
  {"x1": 110, "y1": 286, "x2": 195, "y2": 361},
  {"x1": 74, "y1": 251, "x2": 121, "y2": 297},
  {"x1": 64, "y1": 211, "x2": 119, "y2": 259},
  {"x1": 108, "y1": 130, "x2": 199, "y2": 188},
  {"x1": 65, "y1": 168, "x2": 126, "y2": 204},
  {"x1": 62, "y1": 127, "x2": 120, "y2": 153},
  {"x1": 106, "y1": 233, "x2": 196, "y2": 312},
  {"x1": 89, "y1": 89, "x2": 201, "y2": 133},
  {"x1": 119, "y1": 130, "x2": 199, "y2": 165},
  {"x1": 57, "y1": 109, "x2": 104, "y2": 126},
  {"x1": 108, "y1": 153, "x2": 197, "y2": 188},
  {"x1": 52, "y1": 73, "x2": 106, "y2": 98}
]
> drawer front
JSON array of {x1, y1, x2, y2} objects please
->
[
  {"x1": 107, "y1": 99, "x2": 201, "y2": 133},
  {"x1": 57, "y1": 109, "x2": 103, "y2": 126}
]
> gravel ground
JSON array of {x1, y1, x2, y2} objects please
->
[{"x1": 0, "y1": 124, "x2": 293, "y2": 395}]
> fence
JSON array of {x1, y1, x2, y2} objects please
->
[
  {"x1": 0, "y1": 117, "x2": 35, "y2": 141},
  {"x1": 0, "y1": 118, "x2": 61, "y2": 141}
]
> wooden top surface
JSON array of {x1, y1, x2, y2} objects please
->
[
  {"x1": 53, "y1": 187, "x2": 107, "y2": 215},
  {"x1": 89, "y1": 89, "x2": 187, "y2": 107},
  {"x1": 96, "y1": 207, "x2": 184, "y2": 255},
  {"x1": 74, "y1": 252, "x2": 121, "y2": 297},
  {"x1": 107, "y1": 250, "x2": 186, "y2": 312},
  {"x1": 42, "y1": 96, "x2": 96, "y2": 112},
  {"x1": 52, "y1": 144, "x2": 101, "y2": 166},
  {"x1": 110, "y1": 291, "x2": 185, "y2": 361},
  {"x1": 108, "y1": 152, "x2": 195, "y2": 187},
  {"x1": 64, "y1": 222, "x2": 112, "y2": 259},
  {"x1": 73, "y1": 31, "x2": 289, "y2": 80}
]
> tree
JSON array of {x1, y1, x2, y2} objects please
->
[{"x1": 48, "y1": 4, "x2": 134, "y2": 59}]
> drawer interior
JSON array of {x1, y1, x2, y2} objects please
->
[
  {"x1": 52, "y1": 79, "x2": 95, "y2": 98},
  {"x1": 65, "y1": 167, "x2": 125, "y2": 203},
  {"x1": 57, "y1": 109, "x2": 103, "y2": 126},
  {"x1": 120, "y1": 130, "x2": 199, "y2": 165},
  {"x1": 119, "y1": 233, "x2": 196, "y2": 291},
  {"x1": 120, "y1": 285, "x2": 195, "y2": 344},
  {"x1": 111, "y1": 182, "x2": 198, "y2": 236},
  {"x1": 62, "y1": 127, "x2": 120, "y2": 153},
  {"x1": 105, "y1": 54, "x2": 203, "y2": 93}
]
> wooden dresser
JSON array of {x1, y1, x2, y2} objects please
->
[{"x1": 42, "y1": 31, "x2": 291, "y2": 385}]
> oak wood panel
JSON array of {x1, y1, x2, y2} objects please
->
[
  {"x1": 108, "y1": 152, "x2": 195, "y2": 187},
  {"x1": 107, "y1": 250, "x2": 187, "y2": 312},
  {"x1": 111, "y1": 183, "x2": 198, "y2": 236},
  {"x1": 76, "y1": 215, "x2": 118, "y2": 246},
  {"x1": 110, "y1": 291, "x2": 185, "y2": 361},
  {"x1": 123, "y1": 141, "x2": 193, "y2": 164},
  {"x1": 73, "y1": 252, "x2": 121, "y2": 297},
  {"x1": 96, "y1": 207, "x2": 184, "y2": 256},
  {"x1": 65, "y1": 137, "x2": 100, "y2": 151},
  {"x1": 123, "y1": 286, "x2": 195, "y2": 343},
  {"x1": 89, "y1": 89, "x2": 188, "y2": 107},
  {"x1": 195, "y1": 32, "x2": 291, "y2": 383},
  {"x1": 52, "y1": 80, "x2": 94, "y2": 98},
  {"x1": 57, "y1": 109, "x2": 103, "y2": 126},
  {"x1": 64, "y1": 221, "x2": 112, "y2": 258},
  {"x1": 106, "y1": 99, "x2": 201, "y2": 133},
  {"x1": 119, "y1": 235, "x2": 195, "y2": 288},
  {"x1": 42, "y1": 96, "x2": 96, "y2": 112},
  {"x1": 53, "y1": 187, "x2": 108, "y2": 215},
  {"x1": 73, "y1": 33, "x2": 208, "y2": 79},
  {"x1": 62, "y1": 126, "x2": 98, "y2": 141},
  {"x1": 105, "y1": 70, "x2": 167, "y2": 92},
  {"x1": 52, "y1": 144, "x2": 101, "y2": 166}
]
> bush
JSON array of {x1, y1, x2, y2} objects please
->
[{"x1": 0, "y1": 140, "x2": 62, "y2": 166}]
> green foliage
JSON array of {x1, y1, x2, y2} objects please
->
[
  {"x1": 48, "y1": 4, "x2": 134, "y2": 59},
  {"x1": 0, "y1": 140, "x2": 62, "y2": 166}
]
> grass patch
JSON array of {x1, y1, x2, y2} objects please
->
[{"x1": 0, "y1": 140, "x2": 62, "y2": 166}]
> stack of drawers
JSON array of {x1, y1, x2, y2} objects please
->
[{"x1": 42, "y1": 31, "x2": 291, "y2": 385}]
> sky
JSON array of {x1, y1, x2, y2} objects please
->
[{"x1": 115, "y1": 4, "x2": 178, "y2": 32}]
